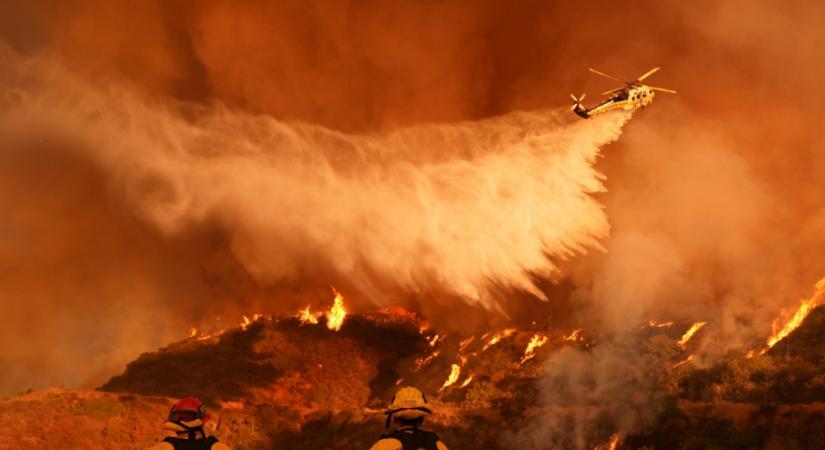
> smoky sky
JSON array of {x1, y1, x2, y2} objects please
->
[{"x1": 1, "y1": 0, "x2": 824, "y2": 398}]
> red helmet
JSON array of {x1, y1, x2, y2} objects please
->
[{"x1": 168, "y1": 397, "x2": 208, "y2": 423}]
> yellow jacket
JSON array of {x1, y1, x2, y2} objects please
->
[
  {"x1": 369, "y1": 426, "x2": 448, "y2": 450},
  {"x1": 147, "y1": 420, "x2": 231, "y2": 450}
]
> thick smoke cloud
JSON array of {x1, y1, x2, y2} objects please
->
[
  {"x1": 0, "y1": 45, "x2": 627, "y2": 394},
  {"x1": 1, "y1": 0, "x2": 824, "y2": 420}
]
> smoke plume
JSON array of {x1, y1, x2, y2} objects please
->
[
  {"x1": 1, "y1": 3, "x2": 825, "y2": 437},
  {"x1": 0, "y1": 45, "x2": 628, "y2": 394}
]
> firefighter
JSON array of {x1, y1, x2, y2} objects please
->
[
  {"x1": 370, "y1": 386, "x2": 448, "y2": 450},
  {"x1": 147, "y1": 397, "x2": 231, "y2": 450}
]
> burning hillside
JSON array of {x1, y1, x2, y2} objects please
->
[{"x1": 3, "y1": 294, "x2": 825, "y2": 449}]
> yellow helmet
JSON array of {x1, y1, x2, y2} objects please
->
[{"x1": 385, "y1": 386, "x2": 432, "y2": 427}]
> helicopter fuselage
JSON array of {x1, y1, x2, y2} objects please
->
[{"x1": 574, "y1": 84, "x2": 656, "y2": 119}]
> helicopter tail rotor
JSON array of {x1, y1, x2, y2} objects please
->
[{"x1": 570, "y1": 93, "x2": 590, "y2": 118}]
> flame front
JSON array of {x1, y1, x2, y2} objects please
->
[
  {"x1": 673, "y1": 354, "x2": 695, "y2": 368},
  {"x1": 762, "y1": 277, "x2": 825, "y2": 353},
  {"x1": 594, "y1": 434, "x2": 620, "y2": 450},
  {"x1": 459, "y1": 375, "x2": 474, "y2": 388},
  {"x1": 326, "y1": 288, "x2": 348, "y2": 331},
  {"x1": 297, "y1": 306, "x2": 320, "y2": 325},
  {"x1": 482, "y1": 328, "x2": 516, "y2": 351},
  {"x1": 520, "y1": 334, "x2": 549, "y2": 364},
  {"x1": 441, "y1": 363, "x2": 461, "y2": 390},
  {"x1": 678, "y1": 321, "x2": 707, "y2": 347},
  {"x1": 564, "y1": 329, "x2": 583, "y2": 342}
]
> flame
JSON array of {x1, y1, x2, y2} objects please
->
[
  {"x1": 459, "y1": 336, "x2": 475, "y2": 352},
  {"x1": 482, "y1": 328, "x2": 516, "y2": 351},
  {"x1": 564, "y1": 329, "x2": 583, "y2": 342},
  {"x1": 594, "y1": 434, "x2": 620, "y2": 450},
  {"x1": 520, "y1": 334, "x2": 549, "y2": 364},
  {"x1": 325, "y1": 288, "x2": 348, "y2": 331},
  {"x1": 240, "y1": 313, "x2": 267, "y2": 331},
  {"x1": 678, "y1": 321, "x2": 707, "y2": 347},
  {"x1": 189, "y1": 327, "x2": 198, "y2": 338},
  {"x1": 296, "y1": 306, "x2": 320, "y2": 325},
  {"x1": 459, "y1": 375, "x2": 474, "y2": 388},
  {"x1": 414, "y1": 350, "x2": 440, "y2": 372},
  {"x1": 673, "y1": 354, "x2": 695, "y2": 368},
  {"x1": 762, "y1": 276, "x2": 825, "y2": 353},
  {"x1": 428, "y1": 334, "x2": 443, "y2": 347},
  {"x1": 648, "y1": 320, "x2": 674, "y2": 328},
  {"x1": 440, "y1": 363, "x2": 461, "y2": 390}
]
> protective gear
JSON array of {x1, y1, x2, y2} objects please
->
[
  {"x1": 169, "y1": 397, "x2": 207, "y2": 423},
  {"x1": 147, "y1": 398, "x2": 232, "y2": 450},
  {"x1": 384, "y1": 387, "x2": 432, "y2": 427},
  {"x1": 371, "y1": 388, "x2": 448, "y2": 450}
]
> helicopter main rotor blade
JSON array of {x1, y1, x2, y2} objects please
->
[
  {"x1": 588, "y1": 68, "x2": 625, "y2": 83},
  {"x1": 636, "y1": 67, "x2": 661, "y2": 82},
  {"x1": 649, "y1": 86, "x2": 677, "y2": 94},
  {"x1": 601, "y1": 87, "x2": 624, "y2": 96}
]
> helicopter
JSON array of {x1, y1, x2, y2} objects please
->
[{"x1": 571, "y1": 67, "x2": 676, "y2": 119}]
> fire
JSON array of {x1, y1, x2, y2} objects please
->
[
  {"x1": 482, "y1": 328, "x2": 516, "y2": 351},
  {"x1": 428, "y1": 334, "x2": 443, "y2": 347},
  {"x1": 296, "y1": 306, "x2": 320, "y2": 325},
  {"x1": 189, "y1": 327, "x2": 198, "y2": 338},
  {"x1": 673, "y1": 355, "x2": 695, "y2": 368},
  {"x1": 459, "y1": 336, "x2": 475, "y2": 352},
  {"x1": 325, "y1": 288, "x2": 348, "y2": 331},
  {"x1": 240, "y1": 313, "x2": 267, "y2": 331},
  {"x1": 520, "y1": 334, "x2": 549, "y2": 364},
  {"x1": 678, "y1": 321, "x2": 707, "y2": 347},
  {"x1": 440, "y1": 363, "x2": 461, "y2": 390},
  {"x1": 594, "y1": 434, "x2": 620, "y2": 450},
  {"x1": 459, "y1": 375, "x2": 474, "y2": 388},
  {"x1": 762, "y1": 276, "x2": 825, "y2": 353},
  {"x1": 564, "y1": 329, "x2": 583, "y2": 342},
  {"x1": 648, "y1": 320, "x2": 674, "y2": 328},
  {"x1": 414, "y1": 350, "x2": 440, "y2": 371}
]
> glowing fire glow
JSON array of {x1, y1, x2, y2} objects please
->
[
  {"x1": 460, "y1": 375, "x2": 474, "y2": 388},
  {"x1": 762, "y1": 277, "x2": 825, "y2": 353},
  {"x1": 564, "y1": 329, "x2": 583, "y2": 342},
  {"x1": 459, "y1": 336, "x2": 475, "y2": 352},
  {"x1": 414, "y1": 350, "x2": 440, "y2": 372},
  {"x1": 482, "y1": 328, "x2": 516, "y2": 351},
  {"x1": 673, "y1": 355, "x2": 695, "y2": 368},
  {"x1": 428, "y1": 334, "x2": 443, "y2": 347},
  {"x1": 594, "y1": 434, "x2": 620, "y2": 450},
  {"x1": 520, "y1": 334, "x2": 549, "y2": 364},
  {"x1": 678, "y1": 321, "x2": 707, "y2": 347},
  {"x1": 649, "y1": 320, "x2": 674, "y2": 328},
  {"x1": 326, "y1": 288, "x2": 348, "y2": 331},
  {"x1": 189, "y1": 327, "x2": 198, "y2": 338},
  {"x1": 440, "y1": 363, "x2": 461, "y2": 390},
  {"x1": 296, "y1": 306, "x2": 320, "y2": 325}
]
